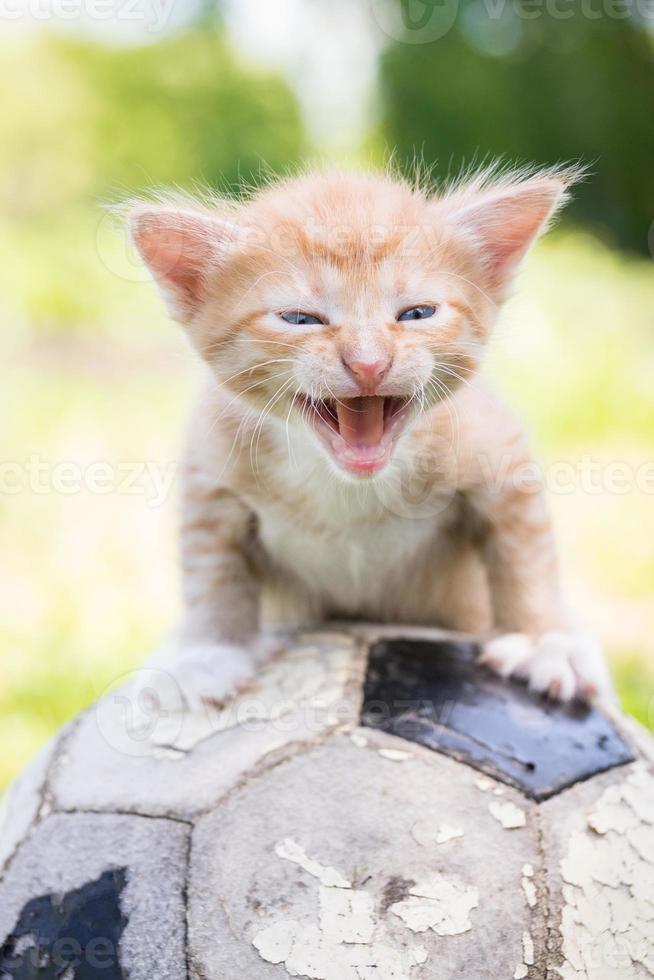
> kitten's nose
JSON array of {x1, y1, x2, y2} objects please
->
[{"x1": 342, "y1": 355, "x2": 391, "y2": 391}]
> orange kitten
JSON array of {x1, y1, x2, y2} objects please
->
[{"x1": 128, "y1": 166, "x2": 612, "y2": 709}]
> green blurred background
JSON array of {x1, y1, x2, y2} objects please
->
[{"x1": 1, "y1": 0, "x2": 653, "y2": 789}]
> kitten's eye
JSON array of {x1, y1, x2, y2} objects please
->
[
  {"x1": 397, "y1": 304, "x2": 437, "y2": 322},
  {"x1": 280, "y1": 310, "x2": 325, "y2": 326}
]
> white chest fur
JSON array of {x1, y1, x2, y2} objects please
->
[{"x1": 252, "y1": 474, "x2": 447, "y2": 621}]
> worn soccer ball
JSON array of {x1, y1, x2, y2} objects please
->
[{"x1": 1, "y1": 626, "x2": 653, "y2": 980}]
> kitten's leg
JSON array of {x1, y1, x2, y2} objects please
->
[
  {"x1": 477, "y1": 482, "x2": 613, "y2": 702},
  {"x1": 137, "y1": 478, "x2": 275, "y2": 711}
]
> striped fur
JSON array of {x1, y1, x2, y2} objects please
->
[{"x1": 128, "y1": 166, "x2": 611, "y2": 708}]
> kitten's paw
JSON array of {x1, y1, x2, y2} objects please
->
[
  {"x1": 480, "y1": 630, "x2": 614, "y2": 703},
  {"x1": 134, "y1": 641, "x2": 259, "y2": 714},
  {"x1": 249, "y1": 633, "x2": 285, "y2": 666}
]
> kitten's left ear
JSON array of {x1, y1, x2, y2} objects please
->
[
  {"x1": 129, "y1": 204, "x2": 238, "y2": 323},
  {"x1": 438, "y1": 169, "x2": 578, "y2": 299}
]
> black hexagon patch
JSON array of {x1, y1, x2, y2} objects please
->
[
  {"x1": 361, "y1": 638, "x2": 634, "y2": 800},
  {"x1": 0, "y1": 868, "x2": 127, "y2": 978}
]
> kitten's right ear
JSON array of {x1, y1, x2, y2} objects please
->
[{"x1": 129, "y1": 205, "x2": 238, "y2": 323}]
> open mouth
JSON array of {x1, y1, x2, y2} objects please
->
[{"x1": 302, "y1": 395, "x2": 412, "y2": 475}]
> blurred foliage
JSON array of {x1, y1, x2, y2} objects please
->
[
  {"x1": 0, "y1": 29, "x2": 304, "y2": 336},
  {"x1": 380, "y1": 2, "x2": 654, "y2": 253},
  {"x1": 0, "y1": 323, "x2": 192, "y2": 790},
  {"x1": 0, "y1": 30, "x2": 304, "y2": 218},
  {"x1": 62, "y1": 31, "x2": 304, "y2": 198},
  {"x1": 0, "y1": 208, "x2": 169, "y2": 338},
  {"x1": 488, "y1": 233, "x2": 654, "y2": 446}
]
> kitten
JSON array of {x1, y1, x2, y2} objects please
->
[{"x1": 128, "y1": 166, "x2": 613, "y2": 710}]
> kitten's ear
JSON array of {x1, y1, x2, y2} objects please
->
[
  {"x1": 439, "y1": 169, "x2": 577, "y2": 299},
  {"x1": 129, "y1": 205, "x2": 238, "y2": 323}
]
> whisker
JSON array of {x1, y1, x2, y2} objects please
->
[
  {"x1": 215, "y1": 369, "x2": 295, "y2": 422},
  {"x1": 284, "y1": 385, "x2": 302, "y2": 470},
  {"x1": 249, "y1": 376, "x2": 296, "y2": 477},
  {"x1": 231, "y1": 270, "x2": 297, "y2": 317},
  {"x1": 216, "y1": 357, "x2": 295, "y2": 388},
  {"x1": 233, "y1": 337, "x2": 302, "y2": 352}
]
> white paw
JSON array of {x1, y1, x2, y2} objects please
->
[
  {"x1": 249, "y1": 633, "x2": 285, "y2": 666},
  {"x1": 480, "y1": 630, "x2": 614, "y2": 703},
  {"x1": 133, "y1": 640, "x2": 262, "y2": 714}
]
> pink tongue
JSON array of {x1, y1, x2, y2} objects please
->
[{"x1": 336, "y1": 397, "x2": 385, "y2": 447}]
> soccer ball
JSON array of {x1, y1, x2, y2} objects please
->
[{"x1": 1, "y1": 626, "x2": 652, "y2": 979}]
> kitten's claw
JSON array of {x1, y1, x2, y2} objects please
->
[
  {"x1": 480, "y1": 632, "x2": 532, "y2": 678},
  {"x1": 132, "y1": 637, "x2": 278, "y2": 714},
  {"x1": 480, "y1": 630, "x2": 614, "y2": 703}
]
